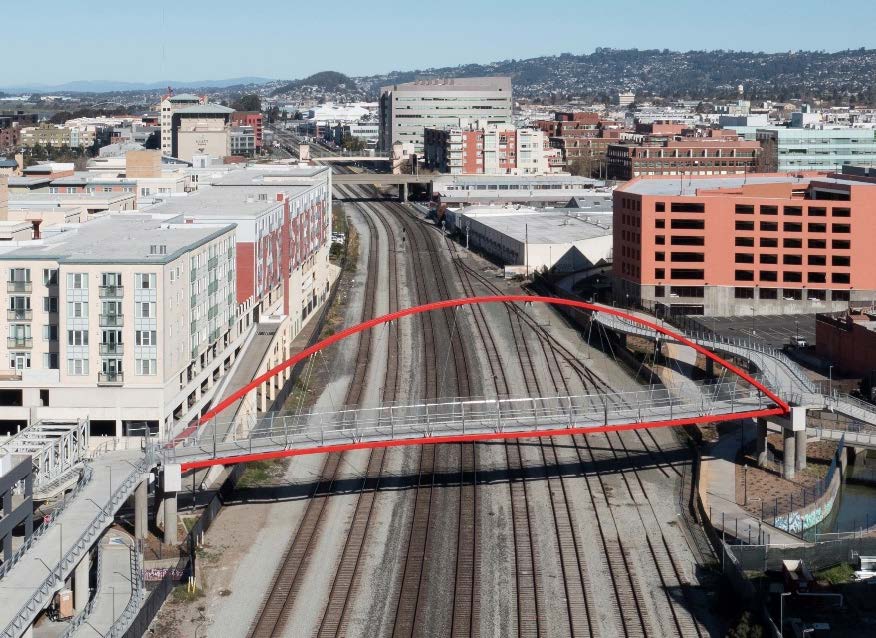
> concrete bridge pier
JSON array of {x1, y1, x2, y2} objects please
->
[
  {"x1": 162, "y1": 465, "x2": 181, "y2": 546},
  {"x1": 756, "y1": 417, "x2": 769, "y2": 467},
  {"x1": 73, "y1": 552, "x2": 90, "y2": 612},
  {"x1": 134, "y1": 480, "x2": 148, "y2": 540},
  {"x1": 399, "y1": 182, "x2": 408, "y2": 202},
  {"x1": 795, "y1": 429, "x2": 808, "y2": 471},
  {"x1": 783, "y1": 429, "x2": 796, "y2": 479}
]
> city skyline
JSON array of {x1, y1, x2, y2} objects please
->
[{"x1": 4, "y1": 0, "x2": 876, "y2": 86}]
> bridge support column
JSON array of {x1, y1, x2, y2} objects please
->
[
  {"x1": 162, "y1": 465, "x2": 181, "y2": 546},
  {"x1": 783, "y1": 429, "x2": 796, "y2": 480},
  {"x1": 705, "y1": 357, "x2": 714, "y2": 378},
  {"x1": 795, "y1": 429, "x2": 807, "y2": 471},
  {"x1": 756, "y1": 418, "x2": 769, "y2": 467},
  {"x1": 399, "y1": 182, "x2": 407, "y2": 202},
  {"x1": 73, "y1": 552, "x2": 90, "y2": 612},
  {"x1": 134, "y1": 479, "x2": 148, "y2": 540}
]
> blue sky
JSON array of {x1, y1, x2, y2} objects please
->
[{"x1": 5, "y1": 0, "x2": 876, "y2": 85}]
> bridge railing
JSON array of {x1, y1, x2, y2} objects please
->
[{"x1": 160, "y1": 380, "x2": 775, "y2": 464}]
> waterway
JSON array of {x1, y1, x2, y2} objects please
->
[{"x1": 820, "y1": 450, "x2": 876, "y2": 535}]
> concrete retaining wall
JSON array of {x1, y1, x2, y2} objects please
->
[{"x1": 774, "y1": 447, "x2": 847, "y2": 535}]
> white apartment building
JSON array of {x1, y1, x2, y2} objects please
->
[
  {"x1": 379, "y1": 77, "x2": 513, "y2": 153},
  {"x1": 0, "y1": 214, "x2": 240, "y2": 438},
  {"x1": 159, "y1": 93, "x2": 203, "y2": 156}
]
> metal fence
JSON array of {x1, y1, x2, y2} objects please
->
[{"x1": 731, "y1": 535, "x2": 876, "y2": 573}]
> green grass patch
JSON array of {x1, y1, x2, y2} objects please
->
[
  {"x1": 181, "y1": 516, "x2": 197, "y2": 532},
  {"x1": 172, "y1": 584, "x2": 204, "y2": 603},
  {"x1": 236, "y1": 459, "x2": 285, "y2": 488},
  {"x1": 816, "y1": 562, "x2": 856, "y2": 585}
]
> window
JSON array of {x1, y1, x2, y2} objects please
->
[
  {"x1": 783, "y1": 272, "x2": 803, "y2": 282},
  {"x1": 832, "y1": 273, "x2": 851, "y2": 284},
  {"x1": 735, "y1": 270, "x2": 755, "y2": 281},
  {"x1": 735, "y1": 204, "x2": 755, "y2": 214},
  {"x1": 760, "y1": 254, "x2": 778, "y2": 264},
  {"x1": 736, "y1": 237, "x2": 755, "y2": 247},
  {"x1": 808, "y1": 239, "x2": 827, "y2": 249},
  {"x1": 43, "y1": 297, "x2": 58, "y2": 313},
  {"x1": 760, "y1": 237, "x2": 778, "y2": 248},
  {"x1": 735, "y1": 253, "x2": 755, "y2": 264},
  {"x1": 832, "y1": 207, "x2": 851, "y2": 218},
  {"x1": 783, "y1": 289, "x2": 803, "y2": 300},
  {"x1": 135, "y1": 330, "x2": 158, "y2": 346},
  {"x1": 655, "y1": 252, "x2": 665, "y2": 261},
  {"x1": 655, "y1": 268, "x2": 665, "y2": 279},
  {"x1": 760, "y1": 221, "x2": 778, "y2": 231},
  {"x1": 807, "y1": 272, "x2": 826, "y2": 284},
  {"x1": 671, "y1": 252, "x2": 705, "y2": 262},
  {"x1": 136, "y1": 359, "x2": 157, "y2": 375},
  {"x1": 67, "y1": 330, "x2": 88, "y2": 346},
  {"x1": 832, "y1": 255, "x2": 851, "y2": 267},
  {"x1": 784, "y1": 206, "x2": 803, "y2": 216},
  {"x1": 672, "y1": 219, "x2": 705, "y2": 230},
  {"x1": 670, "y1": 202, "x2": 705, "y2": 213},
  {"x1": 760, "y1": 205, "x2": 778, "y2": 216},
  {"x1": 67, "y1": 273, "x2": 88, "y2": 289},
  {"x1": 832, "y1": 223, "x2": 851, "y2": 234},
  {"x1": 136, "y1": 273, "x2": 157, "y2": 289},
  {"x1": 671, "y1": 269, "x2": 704, "y2": 280},
  {"x1": 735, "y1": 287, "x2": 755, "y2": 299},
  {"x1": 760, "y1": 288, "x2": 778, "y2": 300},
  {"x1": 655, "y1": 236, "x2": 665, "y2": 245},
  {"x1": 783, "y1": 238, "x2": 802, "y2": 249},
  {"x1": 43, "y1": 354, "x2": 59, "y2": 370},
  {"x1": 43, "y1": 269, "x2": 58, "y2": 286},
  {"x1": 808, "y1": 223, "x2": 827, "y2": 233},
  {"x1": 783, "y1": 222, "x2": 802, "y2": 232},
  {"x1": 760, "y1": 271, "x2": 778, "y2": 282},
  {"x1": 808, "y1": 255, "x2": 827, "y2": 266},
  {"x1": 655, "y1": 202, "x2": 665, "y2": 212},
  {"x1": 655, "y1": 219, "x2": 665, "y2": 229},
  {"x1": 832, "y1": 239, "x2": 851, "y2": 250},
  {"x1": 783, "y1": 254, "x2": 803, "y2": 265},
  {"x1": 670, "y1": 235, "x2": 704, "y2": 246},
  {"x1": 43, "y1": 325, "x2": 58, "y2": 341},
  {"x1": 654, "y1": 286, "x2": 665, "y2": 297},
  {"x1": 833, "y1": 289, "x2": 851, "y2": 300},
  {"x1": 808, "y1": 207, "x2": 826, "y2": 217},
  {"x1": 136, "y1": 302, "x2": 155, "y2": 318},
  {"x1": 669, "y1": 286, "x2": 704, "y2": 298},
  {"x1": 67, "y1": 358, "x2": 88, "y2": 376},
  {"x1": 735, "y1": 220, "x2": 755, "y2": 231},
  {"x1": 67, "y1": 301, "x2": 88, "y2": 318}
]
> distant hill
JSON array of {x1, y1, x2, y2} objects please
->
[
  {"x1": 271, "y1": 71, "x2": 357, "y2": 96},
  {"x1": 0, "y1": 77, "x2": 272, "y2": 94},
  {"x1": 352, "y1": 48, "x2": 876, "y2": 103}
]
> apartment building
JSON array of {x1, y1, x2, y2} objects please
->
[
  {"x1": 171, "y1": 104, "x2": 233, "y2": 162},
  {"x1": 613, "y1": 172, "x2": 876, "y2": 316},
  {"x1": 149, "y1": 165, "x2": 333, "y2": 339},
  {"x1": 379, "y1": 77, "x2": 512, "y2": 153},
  {"x1": 230, "y1": 112, "x2": 264, "y2": 151},
  {"x1": 606, "y1": 137, "x2": 762, "y2": 180},
  {"x1": 19, "y1": 124, "x2": 87, "y2": 148},
  {"x1": 756, "y1": 128, "x2": 876, "y2": 172},
  {"x1": 424, "y1": 125, "x2": 561, "y2": 175},
  {"x1": 0, "y1": 214, "x2": 239, "y2": 437},
  {"x1": 160, "y1": 93, "x2": 203, "y2": 156}
]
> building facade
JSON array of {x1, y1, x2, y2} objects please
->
[
  {"x1": 606, "y1": 138, "x2": 762, "y2": 180},
  {"x1": 379, "y1": 77, "x2": 512, "y2": 153},
  {"x1": 757, "y1": 128, "x2": 876, "y2": 172},
  {"x1": 424, "y1": 125, "x2": 561, "y2": 175},
  {"x1": 613, "y1": 173, "x2": 876, "y2": 316},
  {"x1": 230, "y1": 112, "x2": 263, "y2": 151},
  {"x1": 171, "y1": 104, "x2": 233, "y2": 162},
  {"x1": 0, "y1": 214, "x2": 238, "y2": 436},
  {"x1": 160, "y1": 93, "x2": 203, "y2": 156}
]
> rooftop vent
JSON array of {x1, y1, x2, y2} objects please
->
[{"x1": 149, "y1": 244, "x2": 168, "y2": 255}]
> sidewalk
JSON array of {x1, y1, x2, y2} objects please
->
[{"x1": 660, "y1": 341, "x2": 802, "y2": 547}]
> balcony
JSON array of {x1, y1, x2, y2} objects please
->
[
  {"x1": 99, "y1": 285, "x2": 124, "y2": 298},
  {"x1": 7, "y1": 281, "x2": 32, "y2": 293},
  {"x1": 208, "y1": 256, "x2": 218, "y2": 270},
  {"x1": 208, "y1": 281, "x2": 218, "y2": 295},
  {"x1": 100, "y1": 342, "x2": 124, "y2": 355},
  {"x1": 99, "y1": 314, "x2": 124, "y2": 327},
  {"x1": 7, "y1": 309, "x2": 32, "y2": 321},
  {"x1": 98, "y1": 372, "x2": 124, "y2": 385},
  {"x1": 7, "y1": 337, "x2": 33, "y2": 349}
]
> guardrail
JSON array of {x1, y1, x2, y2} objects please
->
[
  {"x1": 105, "y1": 544, "x2": 145, "y2": 637},
  {"x1": 0, "y1": 464, "x2": 94, "y2": 581},
  {"x1": 59, "y1": 541, "x2": 103, "y2": 638},
  {"x1": 0, "y1": 456, "x2": 150, "y2": 638}
]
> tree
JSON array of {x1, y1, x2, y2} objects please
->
[
  {"x1": 144, "y1": 131, "x2": 160, "y2": 150},
  {"x1": 232, "y1": 94, "x2": 262, "y2": 112},
  {"x1": 340, "y1": 134, "x2": 366, "y2": 152}
]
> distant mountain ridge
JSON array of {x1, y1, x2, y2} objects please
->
[
  {"x1": 0, "y1": 77, "x2": 272, "y2": 94},
  {"x1": 271, "y1": 71, "x2": 357, "y2": 96}
]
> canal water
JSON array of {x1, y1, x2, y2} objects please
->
[{"x1": 821, "y1": 450, "x2": 876, "y2": 535}]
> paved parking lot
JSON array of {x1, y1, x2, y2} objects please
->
[{"x1": 687, "y1": 314, "x2": 817, "y2": 349}]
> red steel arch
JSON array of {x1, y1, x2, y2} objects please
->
[{"x1": 201, "y1": 295, "x2": 789, "y2": 425}]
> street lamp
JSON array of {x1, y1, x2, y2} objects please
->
[{"x1": 829, "y1": 364, "x2": 835, "y2": 397}]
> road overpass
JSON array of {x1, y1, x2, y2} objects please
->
[{"x1": 332, "y1": 172, "x2": 434, "y2": 200}]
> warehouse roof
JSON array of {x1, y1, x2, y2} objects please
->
[{"x1": 458, "y1": 207, "x2": 612, "y2": 245}]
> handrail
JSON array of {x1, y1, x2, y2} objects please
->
[
  {"x1": 105, "y1": 544, "x2": 144, "y2": 638},
  {"x1": 1, "y1": 459, "x2": 149, "y2": 638},
  {"x1": 59, "y1": 541, "x2": 103, "y2": 638}
]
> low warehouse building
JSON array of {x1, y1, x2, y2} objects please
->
[{"x1": 454, "y1": 206, "x2": 612, "y2": 275}]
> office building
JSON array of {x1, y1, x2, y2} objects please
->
[
  {"x1": 171, "y1": 104, "x2": 234, "y2": 162},
  {"x1": 606, "y1": 137, "x2": 761, "y2": 180},
  {"x1": 160, "y1": 93, "x2": 203, "y2": 156},
  {"x1": 424, "y1": 125, "x2": 561, "y2": 175},
  {"x1": 757, "y1": 128, "x2": 876, "y2": 172},
  {"x1": 230, "y1": 112, "x2": 264, "y2": 151},
  {"x1": 379, "y1": 77, "x2": 512, "y2": 152},
  {"x1": 0, "y1": 214, "x2": 238, "y2": 436},
  {"x1": 613, "y1": 172, "x2": 876, "y2": 316}
]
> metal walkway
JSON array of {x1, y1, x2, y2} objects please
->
[
  {"x1": 164, "y1": 380, "x2": 783, "y2": 470},
  {"x1": 1, "y1": 420, "x2": 89, "y2": 499}
]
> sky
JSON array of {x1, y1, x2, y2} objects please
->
[{"x1": 4, "y1": 0, "x2": 876, "y2": 86}]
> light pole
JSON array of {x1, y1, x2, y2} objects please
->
[
  {"x1": 829, "y1": 364, "x2": 834, "y2": 397},
  {"x1": 780, "y1": 592, "x2": 791, "y2": 634},
  {"x1": 750, "y1": 306, "x2": 756, "y2": 337}
]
